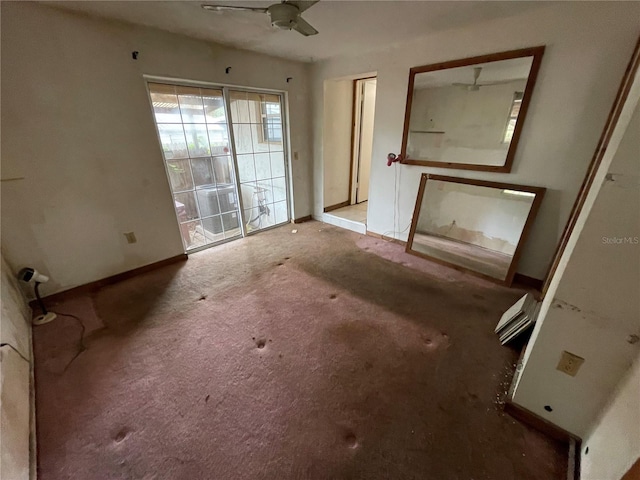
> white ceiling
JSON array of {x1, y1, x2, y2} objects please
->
[{"x1": 47, "y1": 1, "x2": 547, "y2": 63}]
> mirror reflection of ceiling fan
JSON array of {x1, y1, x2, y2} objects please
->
[
  {"x1": 453, "y1": 67, "x2": 519, "y2": 91},
  {"x1": 201, "y1": 0, "x2": 319, "y2": 36}
]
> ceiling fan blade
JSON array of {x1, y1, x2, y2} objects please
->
[
  {"x1": 285, "y1": 0, "x2": 319, "y2": 13},
  {"x1": 293, "y1": 16, "x2": 318, "y2": 36},
  {"x1": 477, "y1": 79, "x2": 526, "y2": 86},
  {"x1": 202, "y1": 4, "x2": 268, "y2": 13},
  {"x1": 452, "y1": 83, "x2": 480, "y2": 91}
]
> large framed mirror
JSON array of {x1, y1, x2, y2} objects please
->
[
  {"x1": 406, "y1": 174, "x2": 545, "y2": 286},
  {"x1": 401, "y1": 47, "x2": 545, "y2": 172}
]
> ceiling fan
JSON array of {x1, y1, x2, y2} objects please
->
[
  {"x1": 202, "y1": 0, "x2": 319, "y2": 36},
  {"x1": 453, "y1": 67, "x2": 517, "y2": 91}
]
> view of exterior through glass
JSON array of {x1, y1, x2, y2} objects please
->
[{"x1": 148, "y1": 83, "x2": 289, "y2": 251}]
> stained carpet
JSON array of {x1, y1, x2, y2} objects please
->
[{"x1": 34, "y1": 221, "x2": 566, "y2": 479}]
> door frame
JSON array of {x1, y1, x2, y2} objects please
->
[
  {"x1": 349, "y1": 76, "x2": 377, "y2": 205},
  {"x1": 143, "y1": 75, "x2": 293, "y2": 252}
]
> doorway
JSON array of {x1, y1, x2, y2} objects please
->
[
  {"x1": 350, "y1": 77, "x2": 376, "y2": 206},
  {"x1": 321, "y1": 75, "x2": 376, "y2": 234},
  {"x1": 147, "y1": 82, "x2": 290, "y2": 253}
]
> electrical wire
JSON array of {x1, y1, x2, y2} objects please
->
[
  {"x1": 34, "y1": 281, "x2": 48, "y2": 315},
  {"x1": 381, "y1": 162, "x2": 412, "y2": 241},
  {"x1": 0, "y1": 290, "x2": 87, "y2": 368},
  {"x1": 395, "y1": 161, "x2": 399, "y2": 233},
  {"x1": 53, "y1": 312, "x2": 87, "y2": 371}
]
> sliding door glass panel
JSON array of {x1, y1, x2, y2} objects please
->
[
  {"x1": 177, "y1": 87, "x2": 206, "y2": 123},
  {"x1": 229, "y1": 91, "x2": 289, "y2": 232},
  {"x1": 149, "y1": 83, "x2": 242, "y2": 251}
]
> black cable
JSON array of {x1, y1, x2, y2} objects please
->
[
  {"x1": 54, "y1": 312, "x2": 87, "y2": 371},
  {"x1": 0, "y1": 342, "x2": 30, "y2": 363},
  {"x1": 34, "y1": 281, "x2": 48, "y2": 315},
  {"x1": 0, "y1": 312, "x2": 87, "y2": 370}
]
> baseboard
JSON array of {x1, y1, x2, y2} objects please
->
[
  {"x1": 29, "y1": 308, "x2": 37, "y2": 480},
  {"x1": 365, "y1": 230, "x2": 408, "y2": 246},
  {"x1": 513, "y1": 273, "x2": 543, "y2": 291},
  {"x1": 323, "y1": 201, "x2": 350, "y2": 213},
  {"x1": 35, "y1": 254, "x2": 188, "y2": 304},
  {"x1": 504, "y1": 400, "x2": 580, "y2": 445},
  {"x1": 569, "y1": 438, "x2": 581, "y2": 480},
  {"x1": 293, "y1": 215, "x2": 313, "y2": 224},
  {"x1": 622, "y1": 457, "x2": 640, "y2": 480},
  {"x1": 505, "y1": 400, "x2": 582, "y2": 480}
]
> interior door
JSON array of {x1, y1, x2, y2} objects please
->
[
  {"x1": 229, "y1": 90, "x2": 290, "y2": 232},
  {"x1": 356, "y1": 78, "x2": 376, "y2": 204}
]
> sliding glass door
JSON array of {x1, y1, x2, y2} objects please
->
[
  {"x1": 229, "y1": 91, "x2": 289, "y2": 232},
  {"x1": 148, "y1": 82, "x2": 290, "y2": 252}
]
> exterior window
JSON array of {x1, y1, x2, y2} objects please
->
[
  {"x1": 503, "y1": 91, "x2": 524, "y2": 143},
  {"x1": 261, "y1": 99, "x2": 282, "y2": 142}
]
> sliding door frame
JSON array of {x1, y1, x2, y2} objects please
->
[
  {"x1": 143, "y1": 75, "x2": 293, "y2": 251},
  {"x1": 222, "y1": 88, "x2": 248, "y2": 239},
  {"x1": 225, "y1": 86, "x2": 292, "y2": 237}
]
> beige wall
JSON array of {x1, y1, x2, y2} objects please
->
[
  {"x1": 417, "y1": 181, "x2": 534, "y2": 255},
  {"x1": 322, "y1": 79, "x2": 353, "y2": 208},
  {"x1": 581, "y1": 355, "x2": 640, "y2": 480},
  {"x1": 513, "y1": 83, "x2": 640, "y2": 437},
  {"x1": 408, "y1": 80, "x2": 526, "y2": 166},
  {"x1": 311, "y1": 1, "x2": 640, "y2": 280},
  {"x1": 1, "y1": 2, "x2": 312, "y2": 295},
  {"x1": 0, "y1": 254, "x2": 33, "y2": 480}
]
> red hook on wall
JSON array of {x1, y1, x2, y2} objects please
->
[{"x1": 387, "y1": 153, "x2": 403, "y2": 166}]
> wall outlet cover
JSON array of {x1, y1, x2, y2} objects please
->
[
  {"x1": 124, "y1": 232, "x2": 137, "y2": 244},
  {"x1": 557, "y1": 351, "x2": 585, "y2": 377}
]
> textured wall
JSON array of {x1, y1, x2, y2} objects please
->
[
  {"x1": 322, "y1": 79, "x2": 353, "y2": 208},
  {"x1": 581, "y1": 356, "x2": 640, "y2": 480},
  {"x1": 514, "y1": 85, "x2": 640, "y2": 437},
  {"x1": 1, "y1": 2, "x2": 313, "y2": 295},
  {"x1": 311, "y1": 2, "x2": 640, "y2": 280}
]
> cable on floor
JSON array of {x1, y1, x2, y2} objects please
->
[{"x1": 54, "y1": 312, "x2": 87, "y2": 371}]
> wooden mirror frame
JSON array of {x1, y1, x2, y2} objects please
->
[
  {"x1": 400, "y1": 46, "x2": 545, "y2": 173},
  {"x1": 406, "y1": 174, "x2": 546, "y2": 286}
]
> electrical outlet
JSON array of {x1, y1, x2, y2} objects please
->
[
  {"x1": 124, "y1": 232, "x2": 137, "y2": 244},
  {"x1": 293, "y1": 151, "x2": 299, "y2": 161},
  {"x1": 557, "y1": 351, "x2": 584, "y2": 377}
]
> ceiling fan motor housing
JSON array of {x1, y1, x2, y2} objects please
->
[{"x1": 268, "y1": 3, "x2": 299, "y2": 30}]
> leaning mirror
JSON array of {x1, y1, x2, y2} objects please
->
[
  {"x1": 401, "y1": 47, "x2": 544, "y2": 172},
  {"x1": 406, "y1": 174, "x2": 545, "y2": 286}
]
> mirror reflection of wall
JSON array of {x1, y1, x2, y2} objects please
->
[
  {"x1": 407, "y1": 175, "x2": 545, "y2": 285},
  {"x1": 401, "y1": 47, "x2": 544, "y2": 172},
  {"x1": 407, "y1": 57, "x2": 532, "y2": 167}
]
